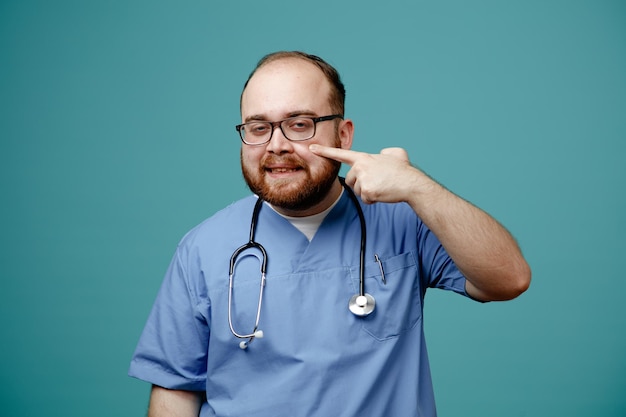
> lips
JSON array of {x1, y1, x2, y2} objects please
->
[
  {"x1": 262, "y1": 157, "x2": 305, "y2": 175},
  {"x1": 266, "y1": 166, "x2": 301, "y2": 173}
]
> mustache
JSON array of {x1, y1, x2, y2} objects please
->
[{"x1": 261, "y1": 155, "x2": 306, "y2": 168}]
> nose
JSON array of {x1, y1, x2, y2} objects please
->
[{"x1": 265, "y1": 124, "x2": 293, "y2": 154}]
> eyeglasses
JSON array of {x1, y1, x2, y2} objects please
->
[{"x1": 235, "y1": 114, "x2": 343, "y2": 146}]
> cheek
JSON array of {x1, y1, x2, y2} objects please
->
[
  {"x1": 293, "y1": 146, "x2": 320, "y2": 167},
  {"x1": 241, "y1": 148, "x2": 262, "y2": 165}
]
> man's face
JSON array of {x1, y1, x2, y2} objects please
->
[{"x1": 240, "y1": 58, "x2": 353, "y2": 215}]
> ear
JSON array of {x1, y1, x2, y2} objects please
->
[{"x1": 338, "y1": 118, "x2": 354, "y2": 150}]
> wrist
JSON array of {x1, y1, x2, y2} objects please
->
[{"x1": 405, "y1": 168, "x2": 447, "y2": 214}]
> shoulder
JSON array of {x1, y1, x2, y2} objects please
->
[
  {"x1": 361, "y1": 200, "x2": 419, "y2": 225},
  {"x1": 360, "y1": 200, "x2": 435, "y2": 246},
  {"x1": 178, "y1": 195, "x2": 257, "y2": 249}
]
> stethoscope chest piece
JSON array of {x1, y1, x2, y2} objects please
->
[{"x1": 349, "y1": 293, "x2": 376, "y2": 316}]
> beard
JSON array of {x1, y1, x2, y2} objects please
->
[{"x1": 241, "y1": 142, "x2": 341, "y2": 212}]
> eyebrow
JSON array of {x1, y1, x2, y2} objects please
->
[{"x1": 244, "y1": 110, "x2": 318, "y2": 123}]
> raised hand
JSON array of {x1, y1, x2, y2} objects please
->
[{"x1": 309, "y1": 144, "x2": 429, "y2": 204}]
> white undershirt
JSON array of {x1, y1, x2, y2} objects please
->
[{"x1": 267, "y1": 189, "x2": 344, "y2": 241}]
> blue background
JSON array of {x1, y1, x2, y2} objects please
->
[{"x1": 1, "y1": 1, "x2": 624, "y2": 416}]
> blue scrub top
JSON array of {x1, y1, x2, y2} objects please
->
[{"x1": 129, "y1": 191, "x2": 470, "y2": 417}]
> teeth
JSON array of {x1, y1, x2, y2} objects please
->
[{"x1": 272, "y1": 168, "x2": 297, "y2": 173}]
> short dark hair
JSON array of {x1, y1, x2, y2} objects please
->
[{"x1": 241, "y1": 51, "x2": 346, "y2": 115}]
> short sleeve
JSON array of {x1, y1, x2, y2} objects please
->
[
  {"x1": 416, "y1": 221, "x2": 471, "y2": 298},
  {"x1": 128, "y1": 248, "x2": 209, "y2": 391}
]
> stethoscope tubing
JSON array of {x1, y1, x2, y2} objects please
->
[
  {"x1": 339, "y1": 177, "x2": 366, "y2": 298},
  {"x1": 228, "y1": 178, "x2": 374, "y2": 349},
  {"x1": 228, "y1": 198, "x2": 267, "y2": 345}
]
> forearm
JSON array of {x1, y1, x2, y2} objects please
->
[
  {"x1": 148, "y1": 385, "x2": 203, "y2": 417},
  {"x1": 307, "y1": 144, "x2": 531, "y2": 300},
  {"x1": 405, "y1": 169, "x2": 531, "y2": 301}
]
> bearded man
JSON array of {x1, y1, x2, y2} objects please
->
[{"x1": 129, "y1": 51, "x2": 531, "y2": 417}]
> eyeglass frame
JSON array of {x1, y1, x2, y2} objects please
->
[{"x1": 235, "y1": 114, "x2": 344, "y2": 146}]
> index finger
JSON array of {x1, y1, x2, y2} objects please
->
[{"x1": 309, "y1": 144, "x2": 361, "y2": 166}]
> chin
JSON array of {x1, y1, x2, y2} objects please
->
[{"x1": 242, "y1": 158, "x2": 341, "y2": 210}]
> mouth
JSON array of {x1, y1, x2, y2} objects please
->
[
  {"x1": 266, "y1": 167, "x2": 301, "y2": 174},
  {"x1": 263, "y1": 159, "x2": 305, "y2": 176},
  {"x1": 261, "y1": 155, "x2": 307, "y2": 178}
]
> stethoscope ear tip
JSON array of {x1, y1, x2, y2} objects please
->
[{"x1": 238, "y1": 330, "x2": 264, "y2": 350}]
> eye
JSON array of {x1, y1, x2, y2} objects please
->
[
  {"x1": 247, "y1": 122, "x2": 271, "y2": 136},
  {"x1": 286, "y1": 118, "x2": 313, "y2": 132}
]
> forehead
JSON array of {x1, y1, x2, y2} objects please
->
[{"x1": 241, "y1": 58, "x2": 332, "y2": 119}]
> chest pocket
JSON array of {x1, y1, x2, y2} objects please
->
[{"x1": 351, "y1": 251, "x2": 422, "y2": 341}]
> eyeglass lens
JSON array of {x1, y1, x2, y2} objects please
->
[{"x1": 241, "y1": 117, "x2": 316, "y2": 144}]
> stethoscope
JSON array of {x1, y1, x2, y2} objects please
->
[{"x1": 228, "y1": 178, "x2": 379, "y2": 349}]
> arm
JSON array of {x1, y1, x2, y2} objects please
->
[
  {"x1": 309, "y1": 145, "x2": 531, "y2": 301},
  {"x1": 148, "y1": 385, "x2": 203, "y2": 417}
]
